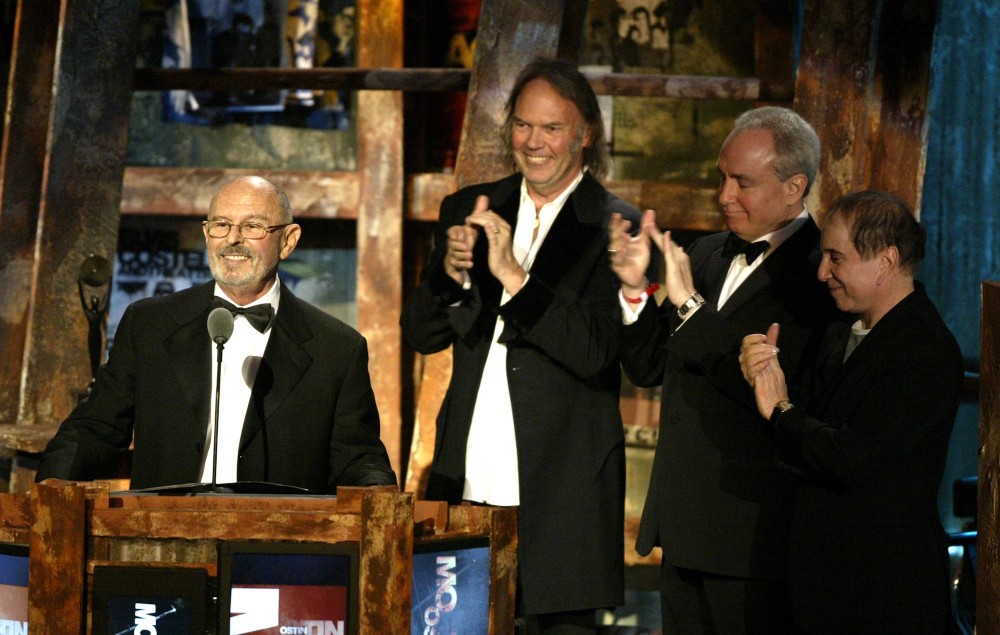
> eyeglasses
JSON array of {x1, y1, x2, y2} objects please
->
[{"x1": 203, "y1": 220, "x2": 291, "y2": 240}]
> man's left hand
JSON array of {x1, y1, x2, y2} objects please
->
[{"x1": 465, "y1": 205, "x2": 527, "y2": 295}]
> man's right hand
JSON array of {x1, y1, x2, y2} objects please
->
[
  {"x1": 443, "y1": 195, "x2": 488, "y2": 285},
  {"x1": 609, "y1": 209, "x2": 653, "y2": 296}
]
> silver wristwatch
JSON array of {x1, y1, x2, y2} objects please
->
[{"x1": 676, "y1": 292, "x2": 705, "y2": 319}]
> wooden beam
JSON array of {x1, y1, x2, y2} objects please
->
[
  {"x1": 132, "y1": 66, "x2": 794, "y2": 101},
  {"x1": 29, "y1": 481, "x2": 89, "y2": 634},
  {"x1": 121, "y1": 167, "x2": 360, "y2": 218},
  {"x1": 14, "y1": 0, "x2": 141, "y2": 427},
  {"x1": 754, "y1": 0, "x2": 797, "y2": 107},
  {"x1": 0, "y1": 0, "x2": 60, "y2": 425},
  {"x1": 134, "y1": 67, "x2": 471, "y2": 92},
  {"x1": 356, "y1": 0, "x2": 404, "y2": 481},
  {"x1": 795, "y1": 0, "x2": 937, "y2": 215}
]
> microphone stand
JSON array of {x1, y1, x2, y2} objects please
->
[{"x1": 204, "y1": 338, "x2": 235, "y2": 494}]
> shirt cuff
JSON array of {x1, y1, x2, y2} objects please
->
[{"x1": 620, "y1": 289, "x2": 648, "y2": 324}]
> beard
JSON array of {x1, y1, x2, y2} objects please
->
[{"x1": 208, "y1": 244, "x2": 279, "y2": 289}]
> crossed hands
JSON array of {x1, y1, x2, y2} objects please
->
[
  {"x1": 608, "y1": 209, "x2": 696, "y2": 308},
  {"x1": 740, "y1": 323, "x2": 790, "y2": 420},
  {"x1": 443, "y1": 195, "x2": 527, "y2": 295}
]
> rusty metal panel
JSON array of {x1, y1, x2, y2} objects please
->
[
  {"x1": 0, "y1": 0, "x2": 61, "y2": 425},
  {"x1": 795, "y1": 0, "x2": 877, "y2": 210},
  {"x1": 17, "y1": 0, "x2": 142, "y2": 427},
  {"x1": 795, "y1": 0, "x2": 936, "y2": 215},
  {"x1": 980, "y1": 280, "x2": 1000, "y2": 635},
  {"x1": 356, "y1": 0, "x2": 405, "y2": 481},
  {"x1": 865, "y1": 0, "x2": 938, "y2": 215}
]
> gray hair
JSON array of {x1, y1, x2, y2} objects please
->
[{"x1": 728, "y1": 106, "x2": 821, "y2": 195}]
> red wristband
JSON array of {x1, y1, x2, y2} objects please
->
[{"x1": 623, "y1": 283, "x2": 660, "y2": 303}]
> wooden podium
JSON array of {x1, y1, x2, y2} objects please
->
[{"x1": 0, "y1": 481, "x2": 516, "y2": 634}]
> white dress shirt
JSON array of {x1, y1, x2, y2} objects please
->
[
  {"x1": 462, "y1": 171, "x2": 584, "y2": 505},
  {"x1": 199, "y1": 278, "x2": 281, "y2": 484}
]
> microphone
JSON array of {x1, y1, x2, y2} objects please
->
[
  {"x1": 207, "y1": 306, "x2": 235, "y2": 344},
  {"x1": 204, "y1": 307, "x2": 235, "y2": 493}
]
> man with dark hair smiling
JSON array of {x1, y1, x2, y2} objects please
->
[
  {"x1": 38, "y1": 176, "x2": 396, "y2": 493},
  {"x1": 402, "y1": 57, "x2": 639, "y2": 634},
  {"x1": 740, "y1": 190, "x2": 962, "y2": 633}
]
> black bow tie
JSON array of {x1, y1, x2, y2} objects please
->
[
  {"x1": 721, "y1": 234, "x2": 771, "y2": 264},
  {"x1": 211, "y1": 297, "x2": 274, "y2": 333}
]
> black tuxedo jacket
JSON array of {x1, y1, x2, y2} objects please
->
[
  {"x1": 623, "y1": 217, "x2": 839, "y2": 580},
  {"x1": 777, "y1": 284, "x2": 962, "y2": 633},
  {"x1": 402, "y1": 172, "x2": 640, "y2": 614},
  {"x1": 37, "y1": 281, "x2": 395, "y2": 493}
]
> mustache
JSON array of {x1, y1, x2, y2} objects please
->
[{"x1": 216, "y1": 246, "x2": 254, "y2": 258}]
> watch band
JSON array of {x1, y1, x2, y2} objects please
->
[
  {"x1": 769, "y1": 399, "x2": 794, "y2": 427},
  {"x1": 676, "y1": 292, "x2": 706, "y2": 319}
]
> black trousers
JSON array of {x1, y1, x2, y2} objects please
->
[{"x1": 659, "y1": 560, "x2": 796, "y2": 635}]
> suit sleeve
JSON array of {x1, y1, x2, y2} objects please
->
[
  {"x1": 401, "y1": 192, "x2": 478, "y2": 354},
  {"x1": 35, "y1": 304, "x2": 139, "y2": 481},
  {"x1": 327, "y1": 335, "x2": 397, "y2": 488},
  {"x1": 773, "y1": 334, "x2": 963, "y2": 487}
]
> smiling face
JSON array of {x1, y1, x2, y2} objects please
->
[
  {"x1": 716, "y1": 128, "x2": 806, "y2": 241},
  {"x1": 204, "y1": 177, "x2": 300, "y2": 305},
  {"x1": 510, "y1": 78, "x2": 590, "y2": 205},
  {"x1": 818, "y1": 213, "x2": 885, "y2": 326}
]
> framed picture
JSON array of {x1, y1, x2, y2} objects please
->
[
  {"x1": 217, "y1": 541, "x2": 359, "y2": 635},
  {"x1": 91, "y1": 565, "x2": 209, "y2": 635}
]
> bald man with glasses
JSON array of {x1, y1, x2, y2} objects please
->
[{"x1": 38, "y1": 176, "x2": 396, "y2": 493}]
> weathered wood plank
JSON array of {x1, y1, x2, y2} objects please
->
[
  {"x1": 17, "y1": 0, "x2": 142, "y2": 427},
  {"x1": 29, "y1": 481, "x2": 88, "y2": 634},
  {"x1": 132, "y1": 66, "x2": 794, "y2": 100},
  {"x1": 487, "y1": 507, "x2": 518, "y2": 634},
  {"x1": 863, "y1": 0, "x2": 938, "y2": 214},
  {"x1": 980, "y1": 280, "x2": 1000, "y2": 634},
  {"x1": 753, "y1": 0, "x2": 797, "y2": 107},
  {"x1": 356, "y1": 0, "x2": 405, "y2": 482},
  {"x1": 134, "y1": 66, "x2": 471, "y2": 92},
  {"x1": 120, "y1": 166, "x2": 360, "y2": 218},
  {"x1": 0, "y1": 492, "x2": 32, "y2": 531},
  {"x1": 0, "y1": 0, "x2": 60, "y2": 425},
  {"x1": 359, "y1": 488, "x2": 413, "y2": 634},
  {"x1": 90, "y1": 508, "x2": 362, "y2": 542},
  {"x1": 795, "y1": 0, "x2": 937, "y2": 215}
]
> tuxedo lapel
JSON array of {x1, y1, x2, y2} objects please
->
[
  {"x1": 163, "y1": 283, "x2": 214, "y2": 435},
  {"x1": 239, "y1": 284, "x2": 312, "y2": 452},
  {"x1": 519, "y1": 174, "x2": 606, "y2": 282},
  {"x1": 717, "y1": 219, "x2": 820, "y2": 316},
  {"x1": 696, "y1": 237, "x2": 731, "y2": 307}
]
